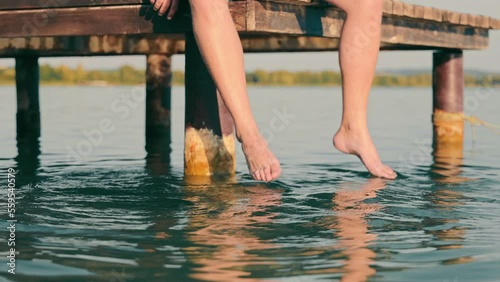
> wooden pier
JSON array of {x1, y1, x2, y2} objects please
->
[{"x1": 1, "y1": 0, "x2": 499, "y2": 177}]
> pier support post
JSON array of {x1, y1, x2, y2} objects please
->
[
  {"x1": 15, "y1": 56, "x2": 41, "y2": 178},
  {"x1": 15, "y1": 56, "x2": 40, "y2": 140},
  {"x1": 184, "y1": 33, "x2": 235, "y2": 177},
  {"x1": 145, "y1": 54, "x2": 172, "y2": 174},
  {"x1": 432, "y1": 50, "x2": 464, "y2": 158}
]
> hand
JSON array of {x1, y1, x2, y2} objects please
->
[{"x1": 151, "y1": 0, "x2": 179, "y2": 19}]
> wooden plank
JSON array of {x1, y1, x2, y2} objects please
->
[
  {"x1": 476, "y1": 15, "x2": 490, "y2": 29},
  {"x1": 0, "y1": 3, "x2": 246, "y2": 38},
  {"x1": 247, "y1": 1, "x2": 489, "y2": 50},
  {"x1": 491, "y1": 18, "x2": 500, "y2": 30},
  {"x1": 0, "y1": 34, "x2": 464, "y2": 58},
  {"x1": 381, "y1": 16, "x2": 489, "y2": 50},
  {"x1": 0, "y1": 0, "x2": 494, "y2": 50},
  {"x1": 413, "y1": 5, "x2": 425, "y2": 19},
  {"x1": 459, "y1": 13, "x2": 469, "y2": 26},
  {"x1": 392, "y1": 0, "x2": 404, "y2": 17},
  {"x1": 423, "y1": 7, "x2": 442, "y2": 22},
  {"x1": 250, "y1": 1, "x2": 345, "y2": 37},
  {"x1": 271, "y1": 0, "x2": 498, "y2": 29},
  {"x1": 383, "y1": 0, "x2": 394, "y2": 15},
  {"x1": 0, "y1": 35, "x2": 183, "y2": 56},
  {"x1": 443, "y1": 10, "x2": 461, "y2": 25},
  {"x1": 402, "y1": 2, "x2": 414, "y2": 18},
  {"x1": 0, "y1": 0, "x2": 144, "y2": 10}
]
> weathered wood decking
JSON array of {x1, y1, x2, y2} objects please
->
[
  {"x1": 0, "y1": 0, "x2": 499, "y2": 57},
  {"x1": 1, "y1": 0, "x2": 498, "y2": 177}
]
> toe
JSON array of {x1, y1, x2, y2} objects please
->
[
  {"x1": 383, "y1": 165, "x2": 397, "y2": 179},
  {"x1": 388, "y1": 169, "x2": 397, "y2": 179},
  {"x1": 263, "y1": 167, "x2": 272, "y2": 182},
  {"x1": 270, "y1": 161, "x2": 281, "y2": 180},
  {"x1": 372, "y1": 166, "x2": 383, "y2": 178},
  {"x1": 255, "y1": 169, "x2": 265, "y2": 181},
  {"x1": 252, "y1": 170, "x2": 260, "y2": 181}
]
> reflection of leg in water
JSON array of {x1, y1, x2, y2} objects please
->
[
  {"x1": 333, "y1": 178, "x2": 386, "y2": 282},
  {"x1": 183, "y1": 184, "x2": 282, "y2": 282}
]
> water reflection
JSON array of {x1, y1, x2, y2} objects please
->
[
  {"x1": 426, "y1": 143, "x2": 474, "y2": 264},
  {"x1": 307, "y1": 178, "x2": 386, "y2": 281},
  {"x1": 15, "y1": 134, "x2": 40, "y2": 184},
  {"x1": 145, "y1": 134, "x2": 172, "y2": 176},
  {"x1": 183, "y1": 179, "x2": 282, "y2": 282},
  {"x1": 333, "y1": 178, "x2": 386, "y2": 282},
  {"x1": 431, "y1": 142, "x2": 470, "y2": 184}
]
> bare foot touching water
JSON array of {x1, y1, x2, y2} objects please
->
[
  {"x1": 333, "y1": 127, "x2": 397, "y2": 179},
  {"x1": 241, "y1": 135, "x2": 281, "y2": 182}
]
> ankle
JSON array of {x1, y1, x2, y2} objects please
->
[
  {"x1": 339, "y1": 122, "x2": 368, "y2": 135},
  {"x1": 238, "y1": 130, "x2": 264, "y2": 145}
]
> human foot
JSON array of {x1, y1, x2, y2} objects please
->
[
  {"x1": 333, "y1": 127, "x2": 397, "y2": 179},
  {"x1": 241, "y1": 135, "x2": 281, "y2": 182}
]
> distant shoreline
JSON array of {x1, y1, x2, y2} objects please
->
[
  {"x1": 0, "y1": 64, "x2": 497, "y2": 88},
  {"x1": 1, "y1": 83, "x2": 498, "y2": 89}
]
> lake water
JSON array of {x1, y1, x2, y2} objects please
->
[{"x1": 0, "y1": 85, "x2": 499, "y2": 282}]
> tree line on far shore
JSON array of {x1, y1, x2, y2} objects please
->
[{"x1": 0, "y1": 64, "x2": 497, "y2": 87}]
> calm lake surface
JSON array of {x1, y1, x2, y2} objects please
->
[{"x1": 0, "y1": 85, "x2": 499, "y2": 282}]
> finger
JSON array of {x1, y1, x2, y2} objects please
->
[
  {"x1": 158, "y1": 0, "x2": 170, "y2": 16},
  {"x1": 153, "y1": 0, "x2": 163, "y2": 11},
  {"x1": 150, "y1": 0, "x2": 156, "y2": 5},
  {"x1": 167, "y1": 0, "x2": 179, "y2": 19}
]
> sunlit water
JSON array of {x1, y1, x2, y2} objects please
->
[{"x1": 0, "y1": 85, "x2": 499, "y2": 282}]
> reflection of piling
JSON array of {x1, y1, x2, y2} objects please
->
[
  {"x1": 145, "y1": 54, "x2": 172, "y2": 174},
  {"x1": 15, "y1": 135, "x2": 40, "y2": 181},
  {"x1": 432, "y1": 51, "x2": 464, "y2": 156},
  {"x1": 184, "y1": 34, "x2": 235, "y2": 178}
]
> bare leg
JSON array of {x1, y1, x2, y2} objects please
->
[
  {"x1": 326, "y1": 0, "x2": 396, "y2": 179},
  {"x1": 188, "y1": 0, "x2": 281, "y2": 181}
]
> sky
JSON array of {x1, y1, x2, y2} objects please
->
[{"x1": 1, "y1": 0, "x2": 499, "y2": 72}]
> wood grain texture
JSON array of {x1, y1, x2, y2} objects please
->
[
  {"x1": 0, "y1": 2, "x2": 246, "y2": 37},
  {"x1": 0, "y1": 0, "x2": 145, "y2": 10},
  {"x1": 269, "y1": 0, "x2": 499, "y2": 29},
  {"x1": 247, "y1": 1, "x2": 490, "y2": 50},
  {"x1": 0, "y1": 0, "x2": 496, "y2": 51},
  {"x1": 250, "y1": 1, "x2": 345, "y2": 37},
  {"x1": 0, "y1": 34, "x2": 468, "y2": 58}
]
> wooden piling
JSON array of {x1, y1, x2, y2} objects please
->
[
  {"x1": 15, "y1": 56, "x2": 40, "y2": 140},
  {"x1": 145, "y1": 54, "x2": 172, "y2": 174},
  {"x1": 432, "y1": 50, "x2": 464, "y2": 154},
  {"x1": 184, "y1": 34, "x2": 235, "y2": 177}
]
